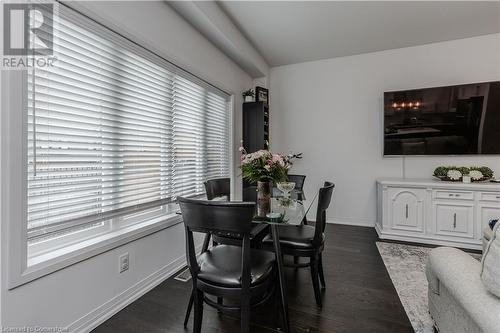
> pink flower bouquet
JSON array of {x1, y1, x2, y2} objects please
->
[{"x1": 239, "y1": 147, "x2": 299, "y2": 184}]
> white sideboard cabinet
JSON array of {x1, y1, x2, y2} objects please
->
[{"x1": 377, "y1": 178, "x2": 500, "y2": 250}]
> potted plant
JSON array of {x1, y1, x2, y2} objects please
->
[
  {"x1": 242, "y1": 89, "x2": 255, "y2": 102},
  {"x1": 239, "y1": 147, "x2": 296, "y2": 217},
  {"x1": 433, "y1": 166, "x2": 494, "y2": 182}
]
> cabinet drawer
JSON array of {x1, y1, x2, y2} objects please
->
[
  {"x1": 434, "y1": 190, "x2": 474, "y2": 201},
  {"x1": 480, "y1": 192, "x2": 500, "y2": 202}
]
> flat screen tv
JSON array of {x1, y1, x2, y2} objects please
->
[{"x1": 384, "y1": 81, "x2": 500, "y2": 156}]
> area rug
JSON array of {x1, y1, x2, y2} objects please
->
[{"x1": 376, "y1": 242, "x2": 481, "y2": 333}]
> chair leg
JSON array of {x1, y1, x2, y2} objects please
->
[
  {"x1": 241, "y1": 294, "x2": 250, "y2": 333},
  {"x1": 183, "y1": 288, "x2": 194, "y2": 327},
  {"x1": 318, "y1": 253, "x2": 326, "y2": 289},
  {"x1": 310, "y1": 255, "x2": 322, "y2": 307},
  {"x1": 193, "y1": 289, "x2": 204, "y2": 333}
]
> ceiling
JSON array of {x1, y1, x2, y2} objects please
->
[{"x1": 218, "y1": 1, "x2": 500, "y2": 67}]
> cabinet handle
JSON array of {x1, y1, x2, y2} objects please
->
[
  {"x1": 455, "y1": 194, "x2": 460, "y2": 197},
  {"x1": 453, "y1": 213, "x2": 457, "y2": 228},
  {"x1": 449, "y1": 194, "x2": 453, "y2": 197},
  {"x1": 496, "y1": 196, "x2": 500, "y2": 199},
  {"x1": 405, "y1": 204, "x2": 408, "y2": 219}
]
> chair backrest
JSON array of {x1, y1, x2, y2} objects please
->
[
  {"x1": 287, "y1": 174, "x2": 306, "y2": 191},
  {"x1": 204, "y1": 178, "x2": 230, "y2": 200},
  {"x1": 313, "y1": 182, "x2": 335, "y2": 246},
  {"x1": 242, "y1": 185, "x2": 257, "y2": 203},
  {"x1": 178, "y1": 196, "x2": 256, "y2": 275}
]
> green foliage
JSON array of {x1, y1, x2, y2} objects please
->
[
  {"x1": 433, "y1": 166, "x2": 449, "y2": 178},
  {"x1": 457, "y1": 166, "x2": 470, "y2": 176}
]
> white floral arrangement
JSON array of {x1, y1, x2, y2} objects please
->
[
  {"x1": 469, "y1": 170, "x2": 484, "y2": 181},
  {"x1": 434, "y1": 166, "x2": 494, "y2": 182},
  {"x1": 447, "y1": 169, "x2": 462, "y2": 181}
]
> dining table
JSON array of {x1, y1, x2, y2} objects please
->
[{"x1": 251, "y1": 194, "x2": 317, "y2": 333}]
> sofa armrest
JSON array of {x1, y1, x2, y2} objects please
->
[{"x1": 426, "y1": 247, "x2": 500, "y2": 333}]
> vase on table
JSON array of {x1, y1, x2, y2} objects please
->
[{"x1": 257, "y1": 180, "x2": 272, "y2": 217}]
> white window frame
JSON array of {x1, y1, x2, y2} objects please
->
[{"x1": 1, "y1": 5, "x2": 235, "y2": 289}]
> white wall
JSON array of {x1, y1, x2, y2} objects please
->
[
  {"x1": 270, "y1": 34, "x2": 500, "y2": 226},
  {"x1": 0, "y1": 1, "x2": 253, "y2": 331}
]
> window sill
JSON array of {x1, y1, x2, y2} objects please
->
[{"x1": 10, "y1": 213, "x2": 183, "y2": 289}]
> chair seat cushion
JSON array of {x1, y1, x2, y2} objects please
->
[
  {"x1": 262, "y1": 225, "x2": 324, "y2": 249},
  {"x1": 197, "y1": 245, "x2": 276, "y2": 288}
]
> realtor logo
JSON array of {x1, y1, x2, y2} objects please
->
[{"x1": 3, "y1": 3, "x2": 53, "y2": 56}]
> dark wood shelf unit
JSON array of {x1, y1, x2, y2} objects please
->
[
  {"x1": 242, "y1": 101, "x2": 269, "y2": 153},
  {"x1": 242, "y1": 101, "x2": 269, "y2": 201}
]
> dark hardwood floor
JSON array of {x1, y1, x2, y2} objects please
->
[{"x1": 92, "y1": 224, "x2": 414, "y2": 333}]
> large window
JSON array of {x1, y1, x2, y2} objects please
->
[{"x1": 26, "y1": 6, "x2": 230, "y2": 247}]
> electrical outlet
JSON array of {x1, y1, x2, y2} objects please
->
[{"x1": 119, "y1": 253, "x2": 129, "y2": 273}]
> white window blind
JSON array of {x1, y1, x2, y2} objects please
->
[
  {"x1": 172, "y1": 76, "x2": 230, "y2": 197},
  {"x1": 27, "y1": 6, "x2": 230, "y2": 241}
]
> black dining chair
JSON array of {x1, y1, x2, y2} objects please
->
[
  {"x1": 242, "y1": 185, "x2": 258, "y2": 202},
  {"x1": 204, "y1": 178, "x2": 269, "y2": 247},
  {"x1": 204, "y1": 178, "x2": 230, "y2": 200},
  {"x1": 287, "y1": 174, "x2": 306, "y2": 200},
  {"x1": 286, "y1": 175, "x2": 307, "y2": 226},
  {"x1": 272, "y1": 174, "x2": 307, "y2": 201},
  {"x1": 262, "y1": 181, "x2": 335, "y2": 307},
  {"x1": 183, "y1": 178, "x2": 270, "y2": 326},
  {"x1": 178, "y1": 197, "x2": 281, "y2": 333}
]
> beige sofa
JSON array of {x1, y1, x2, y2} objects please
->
[{"x1": 426, "y1": 247, "x2": 500, "y2": 333}]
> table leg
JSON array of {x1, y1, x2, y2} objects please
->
[{"x1": 271, "y1": 224, "x2": 290, "y2": 333}]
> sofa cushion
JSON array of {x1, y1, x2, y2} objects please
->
[
  {"x1": 484, "y1": 227, "x2": 494, "y2": 242},
  {"x1": 481, "y1": 222, "x2": 500, "y2": 298}
]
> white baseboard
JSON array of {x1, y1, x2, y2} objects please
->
[
  {"x1": 326, "y1": 218, "x2": 376, "y2": 227},
  {"x1": 377, "y1": 231, "x2": 482, "y2": 251},
  {"x1": 67, "y1": 244, "x2": 202, "y2": 333}
]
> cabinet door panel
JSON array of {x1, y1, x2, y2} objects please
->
[
  {"x1": 388, "y1": 188, "x2": 426, "y2": 233},
  {"x1": 433, "y1": 202, "x2": 474, "y2": 239},
  {"x1": 478, "y1": 205, "x2": 500, "y2": 240}
]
